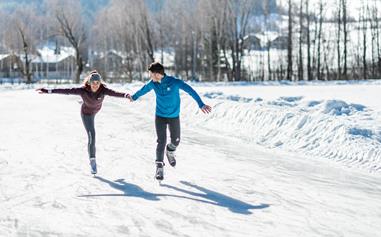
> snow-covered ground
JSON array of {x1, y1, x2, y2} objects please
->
[
  {"x1": 192, "y1": 80, "x2": 381, "y2": 173},
  {"x1": 0, "y1": 80, "x2": 380, "y2": 236}
]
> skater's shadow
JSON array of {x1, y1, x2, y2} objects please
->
[
  {"x1": 79, "y1": 176, "x2": 219, "y2": 204},
  {"x1": 79, "y1": 176, "x2": 160, "y2": 201},
  {"x1": 161, "y1": 181, "x2": 269, "y2": 214},
  {"x1": 80, "y1": 177, "x2": 269, "y2": 215}
]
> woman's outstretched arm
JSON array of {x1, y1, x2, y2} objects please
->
[
  {"x1": 103, "y1": 87, "x2": 130, "y2": 98},
  {"x1": 36, "y1": 87, "x2": 84, "y2": 95}
]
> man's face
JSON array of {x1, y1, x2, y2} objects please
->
[{"x1": 149, "y1": 71, "x2": 162, "y2": 82}]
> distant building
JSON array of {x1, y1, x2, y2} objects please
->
[
  {"x1": 92, "y1": 50, "x2": 125, "y2": 81},
  {"x1": 30, "y1": 46, "x2": 76, "y2": 80},
  {"x1": 0, "y1": 53, "x2": 23, "y2": 78},
  {"x1": 242, "y1": 34, "x2": 262, "y2": 50},
  {"x1": 269, "y1": 36, "x2": 288, "y2": 50}
]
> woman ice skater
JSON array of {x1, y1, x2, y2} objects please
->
[{"x1": 36, "y1": 71, "x2": 130, "y2": 175}]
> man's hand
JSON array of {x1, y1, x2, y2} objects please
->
[
  {"x1": 126, "y1": 94, "x2": 134, "y2": 102},
  {"x1": 201, "y1": 104, "x2": 212, "y2": 114}
]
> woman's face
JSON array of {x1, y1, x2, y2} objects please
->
[{"x1": 90, "y1": 81, "x2": 101, "y2": 92}]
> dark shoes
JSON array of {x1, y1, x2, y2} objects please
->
[
  {"x1": 166, "y1": 148, "x2": 176, "y2": 167},
  {"x1": 155, "y1": 161, "x2": 164, "y2": 181},
  {"x1": 90, "y1": 157, "x2": 97, "y2": 175}
]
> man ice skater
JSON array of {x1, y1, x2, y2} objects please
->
[{"x1": 128, "y1": 62, "x2": 212, "y2": 181}]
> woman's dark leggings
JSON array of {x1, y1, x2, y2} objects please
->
[
  {"x1": 155, "y1": 116, "x2": 180, "y2": 162},
  {"x1": 81, "y1": 113, "x2": 96, "y2": 158}
]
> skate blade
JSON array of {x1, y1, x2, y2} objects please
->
[{"x1": 154, "y1": 176, "x2": 163, "y2": 184}]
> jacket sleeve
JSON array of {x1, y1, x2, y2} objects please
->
[
  {"x1": 103, "y1": 87, "x2": 129, "y2": 98},
  {"x1": 179, "y1": 80, "x2": 205, "y2": 108},
  {"x1": 50, "y1": 88, "x2": 84, "y2": 95},
  {"x1": 131, "y1": 81, "x2": 154, "y2": 101}
]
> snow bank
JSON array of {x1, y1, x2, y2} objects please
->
[
  {"x1": 1, "y1": 81, "x2": 380, "y2": 173},
  {"x1": 182, "y1": 92, "x2": 381, "y2": 173}
]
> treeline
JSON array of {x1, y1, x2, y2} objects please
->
[
  {"x1": 0, "y1": 0, "x2": 380, "y2": 83},
  {"x1": 287, "y1": 0, "x2": 381, "y2": 81}
]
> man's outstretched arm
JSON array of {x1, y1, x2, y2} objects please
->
[
  {"x1": 130, "y1": 81, "x2": 154, "y2": 102},
  {"x1": 179, "y1": 81, "x2": 212, "y2": 114}
]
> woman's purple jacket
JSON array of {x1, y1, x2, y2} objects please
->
[{"x1": 49, "y1": 84, "x2": 128, "y2": 115}]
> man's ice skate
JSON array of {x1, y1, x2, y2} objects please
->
[
  {"x1": 166, "y1": 144, "x2": 177, "y2": 167},
  {"x1": 89, "y1": 157, "x2": 97, "y2": 175},
  {"x1": 155, "y1": 161, "x2": 164, "y2": 181}
]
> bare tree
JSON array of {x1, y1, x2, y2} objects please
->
[
  {"x1": 153, "y1": 0, "x2": 165, "y2": 64},
  {"x1": 198, "y1": 0, "x2": 229, "y2": 81},
  {"x1": 263, "y1": 0, "x2": 272, "y2": 81},
  {"x1": 368, "y1": 3, "x2": 380, "y2": 78},
  {"x1": 305, "y1": 0, "x2": 312, "y2": 80},
  {"x1": 225, "y1": 0, "x2": 255, "y2": 81},
  {"x1": 372, "y1": 3, "x2": 381, "y2": 77},
  {"x1": 287, "y1": 0, "x2": 293, "y2": 81},
  {"x1": 341, "y1": 0, "x2": 348, "y2": 80},
  {"x1": 137, "y1": 1, "x2": 155, "y2": 62},
  {"x1": 323, "y1": 29, "x2": 332, "y2": 81},
  {"x1": 336, "y1": 0, "x2": 342, "y2": 80},
  {"x1": 7, "y1": 8, "x2": 39, "y2": 83},
  {"x1": 316, "y1": 0, "x2": 325, "y2": 81},
  {"x1": 361, "y1": 1, "x2": 368, "y2": 79},
  {"x1": 47, "y1": 0, "x2": 87, "y2": 83},
  {"x1": 298, "y1": 0, "x2": 304, "y2": 81}
]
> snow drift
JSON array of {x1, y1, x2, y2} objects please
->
[
  {"x1": 182, "y1": 91, "x2": 381, "y2": 173},
  {"x1": 1, "y1": 81, "x2": 380, "y2": 173}
]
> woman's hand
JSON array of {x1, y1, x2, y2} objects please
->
[
  {"x1": 36, "y1": 88, "x2": 48, "y2": 94},
  {"x1": 126, "y1": 94, "x2": 134, "y2": 102}
]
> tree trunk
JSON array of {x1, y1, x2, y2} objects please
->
[
  {"x1": 317, "y1": 0, "x2": 323, "y2": 80},
  {"x1": 298, "y1": 0, "x2": 304, "y2": 81},
  {"x1": 306, "y1": 0, "x2": 312, "y2": 80},
  {"x1": 142, "y1": 12, "x2": 155, "y2": 62},
  {"x1": 375, "y1": 7, "x2": 381, "y2": 77},
  {"x1": 342, "y1": 0, "x2": 348, "y2": 80},
  {"x1": 23, "y1": 47, "x2": 32, "y2": 83},
  {"x1": 263, "y1": 1, "x2": 271, "y2": 81},
  {"x1": 287, "y1": 0, "x2": 293, "y2": 81},
  {"x1": 369, "y1": 5, "x2": 376, "y2": 78},
  {"x1": 18, "y1": 27, "x2": 32, "y2": 83},
  {"x1": 56, "y1": 12, "x2": 85, "y2": 84},
  {"x1": 362, "y1": 6, "x2": 367, "y2": 79},
  {"x1": 337, "y1": 0, "x2": 342, "y2": 80}
]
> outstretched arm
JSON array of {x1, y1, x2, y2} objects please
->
[
  {"x1": 36, "y1": 87, "x2": 83, "y2": 95},
  {"x1": 103, "y1": 87, "x2": 130, "y2": 99},
  {"x1": 130, "y1": 81, "x2": 154, "y2": 102},
  {"x1": 179, "y1": 81, "x2": 212, "y2": 114}
]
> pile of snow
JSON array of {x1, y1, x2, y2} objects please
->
[
  {"x1": 1, "y1": 84, "x2": 380, "y2": 237},
  {"x1": 1, "y1": 80, "x2": 380, "y2": 174},
  {"x1": 181, "y1": 92, "x2": 381, "y2": 173}
]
